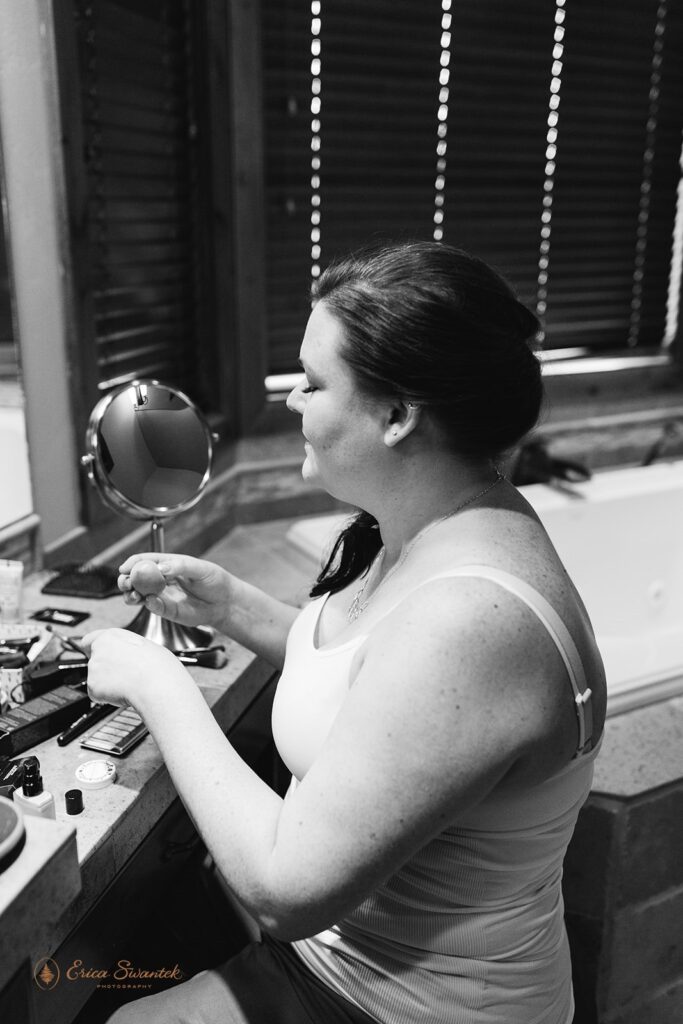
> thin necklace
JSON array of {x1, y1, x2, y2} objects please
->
[{"x1": 347, "y1": 471, "x2": 504, "y2": 623}]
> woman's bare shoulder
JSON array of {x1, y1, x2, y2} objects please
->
[{"x1": 360, "y1": 559, "x2": 606, "y2": 780}]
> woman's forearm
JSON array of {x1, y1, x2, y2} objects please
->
[
  {"x1": 215, "y1": 575, "x2": 300, "y2": 668},
  {"x1": 135, "y1": 674, "x2": 290, "y2": 933}
]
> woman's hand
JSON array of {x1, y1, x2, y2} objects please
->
[
  {"x1": 118, "y1": 553, "x2": 231, "y2": 630},
  {"x1": 82, "y1": 627, "x2": 190, "y2": 709},
  {"x1": 120, "y1": 550, "x2": 300, "y2": 669}
]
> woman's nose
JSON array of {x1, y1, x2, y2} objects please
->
[{"x1": 286, "y1": 382, "x2": 305, "y2": 414}]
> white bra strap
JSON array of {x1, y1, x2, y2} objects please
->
[{"x1": 421, "y1": 566, "x2": 594, "y2": 756}]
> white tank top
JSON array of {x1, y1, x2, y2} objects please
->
[{"x1": 271, "y1": 565, "x2": 601, "y2": 1024}]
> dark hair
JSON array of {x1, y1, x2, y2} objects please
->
[{"x1": 309, "y1": 240, "x2": 543, "y2": 598}]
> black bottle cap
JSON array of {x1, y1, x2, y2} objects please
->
[
  {"x1": 22, "y1": 760, "x2": 44, "y2": 797},
  {"x1": 65, "y1": 789, "x2": 84, "y2": 815}
]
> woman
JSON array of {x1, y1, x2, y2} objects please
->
[{"x1": 89, "y1": 242, "x2": 606, "y2": 1024}]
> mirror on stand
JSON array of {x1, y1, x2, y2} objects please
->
[{"x1": 81, "y1": 379, "x2": 215, "y2": 653}]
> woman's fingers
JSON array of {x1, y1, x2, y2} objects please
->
[
  {"x1": 118, "y1": 552, "x2": 167, "y2": 575},
  {"x1": 117, "y1": 553, "x2": 222, "y2": 627},
  {"x1": 118, "y1": 552, "x2": 205, "y2": 582},
  {"x1": 83, "y1": 627, "x2": 174, "y2": 707},
  {"x1": 119, "y1": 582, "x2": 143, "y2": 604},
  {"x1": 79, "y1": 628, "x2": 106, "y2": 655},
  {"x1": 142, "y1": 594, "x2": 165, "y2": 615}
]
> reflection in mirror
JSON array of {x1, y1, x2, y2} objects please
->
[
  {"x1": 90, "y1": 382, "x2": 212, "y2": 517},
  {"x1": 83, "y1": 380, "x2": 215, "y2": 652},
  {"x1": 0, "y1": 160, "x2": 32, "y2": 532}
]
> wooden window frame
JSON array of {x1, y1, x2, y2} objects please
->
[{"x1": 44, "y1": 0, "x2": 272, "y2": 560}]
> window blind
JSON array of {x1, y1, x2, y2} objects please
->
[
  {"x1": 263, "y1": 0, "x2": 314, "y2": 375},
  {"x1": 318, "y1": 0, "x2": 441, "y2": 266},
  {"x1": 262, "y1": 0, "x2": 683, "y2": 374},
  {"x1": 540, "y1": 0, "x2": 683, "y2": 351},
  {"x1": 73, "y1": 0, "x2": 202, "y2": 393}
]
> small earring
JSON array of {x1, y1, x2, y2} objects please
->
[{"x1": 392, "y1": 428, "x2": 398, "y2": 436}]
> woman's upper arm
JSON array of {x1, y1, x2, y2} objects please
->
[{"x1": 264, "y1": 577, "x2": 552, "y2": 937}]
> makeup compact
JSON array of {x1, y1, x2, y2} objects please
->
[{"x1": 75, "y1": 758, "x2": 117, "y2": 789}]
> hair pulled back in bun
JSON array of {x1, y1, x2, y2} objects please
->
[{"x1": 308, "y1": 241, "x2": 543, "y2": 597}]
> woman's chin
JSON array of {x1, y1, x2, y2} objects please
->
[{"x1": 301, "y1": 454, "x2": 319, "y2": 483}]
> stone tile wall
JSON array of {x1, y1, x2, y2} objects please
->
[{"x1": 565, "y1": 782, "x2": 683, "y2": 1023}]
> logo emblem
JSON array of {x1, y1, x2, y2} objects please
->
[{"x1": 33, "y1": 957, "x2": 60, "y2": 990}]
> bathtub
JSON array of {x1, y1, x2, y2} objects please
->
[{"x1": 286, "y1": 460, "x2": 683, "y2": 716}]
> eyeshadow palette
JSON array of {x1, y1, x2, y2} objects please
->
[{"x1": 80, "y1": 707, "x2": 149, "y2": 757}]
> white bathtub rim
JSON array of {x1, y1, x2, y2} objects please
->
[
  {"x1": 288, "y1": 460, "x2": 683, "y2": 560},
  {"x1": 521, "y1": 458, "x2": 683, "y2": 512}
]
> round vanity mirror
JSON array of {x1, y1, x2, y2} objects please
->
[
  {"x1": 82, "y1": 380, "x2": 215, "y2": 652},
  {"x1": 83, "y1": 380, "x2": 213, "y2": 520}
]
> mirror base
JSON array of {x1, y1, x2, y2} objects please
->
[{"x1": 126, "y1": 606, "x2": 214, "y2": 653}]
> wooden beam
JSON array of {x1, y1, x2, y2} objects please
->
[{"x1": 226, "y1": 0, "x2": 268, "y2": 432}]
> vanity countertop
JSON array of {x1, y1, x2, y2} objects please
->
[{"x1": 0, "y1": 516, "x2": 318, "y2": 1006}]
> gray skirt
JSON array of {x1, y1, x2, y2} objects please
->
[{"x1": 104, "y1": 933, "x2": 379, "y2": 1024}]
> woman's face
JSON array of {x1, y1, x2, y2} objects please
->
[{"x1": 286, "y1": 302, "x2": 386, "y2": 502}]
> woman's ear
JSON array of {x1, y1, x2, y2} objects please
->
[{"x1": 384, "y1": 401, "x2": 421, "y2": 447}]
